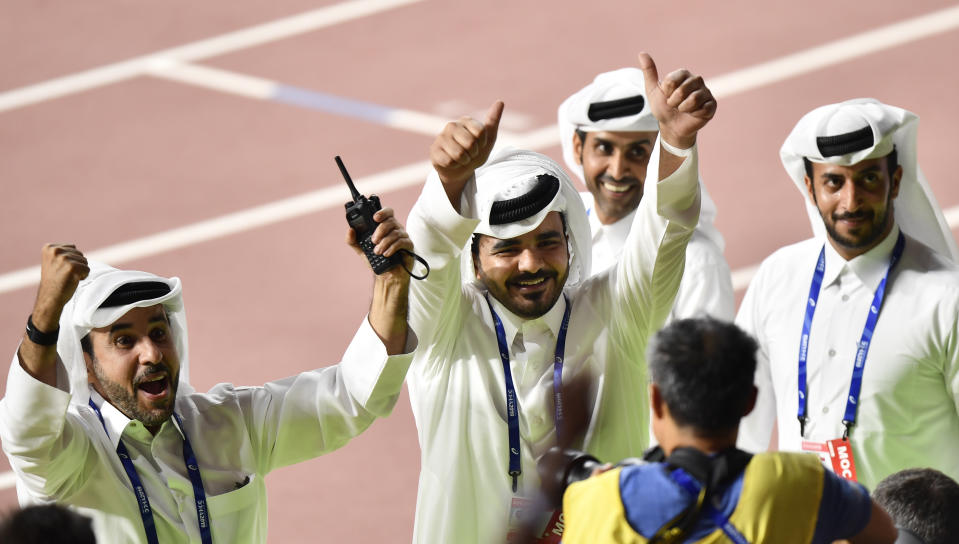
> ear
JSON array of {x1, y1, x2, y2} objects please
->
[
  {"x1": 743, "y1": 385, "x2": 758, "y2": 418},
  {"x1": 650, "y1": 383, "x2": 666, "y2": 420},
  {"x1": 890, "y1": 165, "x2": 903, "y2": 199},
  {"x1": 573, "y1": 131, "x2": 585, "y2": 166}
]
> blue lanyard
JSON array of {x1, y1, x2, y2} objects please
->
[
  {"x1": 796, "y1": 232, "x2": 905, "y2": 438},
  {"x1": 487, "y1": 295, "x2": 571, "y2": 493},
  {"x1": 89, "y1": 399, "x2": 213, "y2": 544},
  {"x1": 669, "y1": 468, "x2": 750, "y2": 544}
]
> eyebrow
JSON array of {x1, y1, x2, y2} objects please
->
[
  {"x1": 108, "y1": 314, "x2": 168, "y2": 333},
  {"x1": 489, "y1": 230, "x2": 564, "y2": 251}
]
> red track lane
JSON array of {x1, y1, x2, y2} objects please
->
[{"x1": 1, "y1": 1, "x2": 958, "y2": 542}]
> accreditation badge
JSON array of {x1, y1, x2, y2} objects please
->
[
  {"x1": 826, "y1": 438, "x2": 858, "y2": 482},
  {"x1": 801, "y1": 439, "x2": 858, "y2": 481},
  {"x1": 506, "y1": 497, "x2": 564, "y2": 544}
]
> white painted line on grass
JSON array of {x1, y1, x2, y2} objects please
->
[{"x1": 0, "y1": 0, "x2": 425, "y2": 112}]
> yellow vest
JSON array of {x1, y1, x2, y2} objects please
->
[{"x1": 562, "y1": 452, "x2": 825, "y2": 543}]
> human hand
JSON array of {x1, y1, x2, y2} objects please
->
[
  {"x1": 33, "y1": 244, "x2": 89, "y2": 330},
  {"x1": 638, "y1": 52, "x2": 716, "y2": 149},
  {"x1": 429, "y1": 100, "x2": 505, "y2": 188},
  {"x1": 346, "y1": 207, "x2": 413, "y2": 277}
]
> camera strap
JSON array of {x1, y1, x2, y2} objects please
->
[
  {"x1": 88, "y1": 399, "x2": 213, "y2": 544},
  {"x1": 487, "y1": 295, "x2": 572, "y2": 493},
  {"x1": 796, "y1": 231, "x2": 904, "y2": 439},
  {"x1": 646, "y1": 446, "x2": 752, "y2": 544}
]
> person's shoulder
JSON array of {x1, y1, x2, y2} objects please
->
[
  {"x1": 748, "y1": 238, "x2": 821, "y2": 284},
  {"x1": 900, "y1": 233, "x2": 959, "y2": 277}
]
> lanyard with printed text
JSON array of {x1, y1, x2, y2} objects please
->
[
  {"x1": 89, "y1": 399, "x2": 213, "y2": 544},
  {"x1": 487, "y1": 295, "x2": 571, "y2": 493},
  {"x1": 669, "y1": 468, "x2": 750, "y2": 544},
  {"x1": 796, "y1": 232, "x2": 905, "y2": 438}
]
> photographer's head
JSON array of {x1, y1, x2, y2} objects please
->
[{"x1": 647, "y1": 317, "x2": 758, "y2": 454}]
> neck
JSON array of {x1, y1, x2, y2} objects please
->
[{"x1": 662, "y1": 427, "x2": 738, "y2": 456}]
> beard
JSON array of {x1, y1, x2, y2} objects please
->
[
  {"x1": 91, "y1": 358, "x2": 179, "y2": 428},
  {"x1": 480, "y1": 268, "x2": 568, "y2": 319},
  {"x1": 821, "y1": 198, "x2": 893, "y2": 253}
]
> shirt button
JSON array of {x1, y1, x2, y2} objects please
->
[
  {"x1": 841, "y1": 294, "x2": 850, "y2": 302},
  {"x1": 532, "y1": 415, "x2": 544, "y2": 426},
  {"x1": 822, "y1": 406, "x2": 829, "y2": 414},
  {"x1": 828, "y1": 349, "x2": 836, "y2": 357}
]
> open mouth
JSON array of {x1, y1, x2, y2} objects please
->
[{"x1": 137, "y1": 375, "x2": 169, "y2": 398}]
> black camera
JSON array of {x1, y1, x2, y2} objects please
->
[{"x1": 537, "y1": 446, "x2": 640, "y2": 509}]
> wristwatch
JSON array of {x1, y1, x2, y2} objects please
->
[{"x1": 26, "y1": 315, "x2": 59, "y2": 346}]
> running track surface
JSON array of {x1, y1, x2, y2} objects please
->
[{"x1": 2, "y1": 1, "x2": 958, "y2": 541}]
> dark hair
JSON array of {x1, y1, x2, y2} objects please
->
[
  {"x1": 80, "y1": 335, "x2": 92, "y2": 357},
  {"x1": 803, "y1": 145, "x2": 899, "y2": 179},
  {"x1": 0, "y1": 504, "x2": 96, "y2": 544},
  {"x1": 872, "y1": 468, "x2": 959, "y2": 544},
  {"x1": 647, "y1": 317, "x2": 758, "y2": 434}
]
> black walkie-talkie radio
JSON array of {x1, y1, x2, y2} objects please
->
[{"x1": 336, "y1": 155, "x2": 399, "y2": 274}]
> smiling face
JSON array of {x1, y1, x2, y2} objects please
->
[
  {"x1": 574, "y1": 130, "x2": 657, "y2": 225},
  {"x1": 474, "y1": 212, "x2": 570, "y2": 319},
  {"x1": 804, "y1": 156, "x2": 902, "y2": 260},
  {"x1": 85, "y1": 305, "x2": 179, "y2": 433}
]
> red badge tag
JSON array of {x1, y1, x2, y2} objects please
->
[
  {"x1": 505, "y1": 498, "x2": 564, "y2": 544},
  {"x1": 827, "y1": 438, "x2": 858, "y2": 482}
]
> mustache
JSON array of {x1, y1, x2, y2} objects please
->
[
  {"x1": 134, "y1": 363, "x2": 171, "y2": 386},
  {"x1": 510, "y1": 271, "x2": 557, "y2": 283},
  {"x1": 597, "y1": 174, "x2": 641, "y2": 186},
  {"x1": 833, "y1": 210, "x2": 874, "y2": 221}
]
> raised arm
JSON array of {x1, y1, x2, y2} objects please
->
[
  {"x1": 18, "y1": 244, "x2": 89, "y2": 387},
  {"x1": 347, "y1": 207, "x2": 413, "y2": 355},
  {"x1": 429, "y1": 100, "x2": 504, "y2": 211},
  {"x1": 638, "y1": 51, "x2": 716, "y2": 180}
]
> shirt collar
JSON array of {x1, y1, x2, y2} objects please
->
[
  {"x1": 88, "y1": 388, "x2": 184, "y2": 448},
  {"x1": 822, "y1": 224, "x2": 901, "y2": 291},
  {"x1": 487, "y1": 294, "x2": 567, "y2": 348}
]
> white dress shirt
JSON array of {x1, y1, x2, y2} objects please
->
[
  {"x1": 0, "y1": 318, "x2": 414, "y2": 543},
  {"x1": 582, "y1": 192, "x2": 734, "y2": 322},
  {"x1": 736, "y1": 225, "x2": 959, "y2": 489},
  {"x1": 402, "y1": 142, "x2": 700, "y2": 543}
]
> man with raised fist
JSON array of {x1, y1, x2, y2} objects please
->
[
  {"x1": 392, "y1": 52, "x2": 715, "y2": 543},
  {"x1": 0, "y1": 209, "x2": 416, "y2": 544}
]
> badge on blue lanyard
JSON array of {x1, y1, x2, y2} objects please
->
[
  {"x1": 796, "y1": 232, "x2": 905, "y2": 439},
  {"x1": 487, "y1": 295, "x2": 572, "y2": 493},
  {"x1": 89, "y1": 398, "x2": 213, "y2": 544}
]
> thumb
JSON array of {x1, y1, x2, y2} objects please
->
[
  {"x1": 484, "y1": 100, "x2": 505, "y2": 132},
  {"x1": 637, "y1": 52, "x2": 660, "y2": 96}
]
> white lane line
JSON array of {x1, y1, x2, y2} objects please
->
[
  {"x1": 0, "y1": 160, "x2": 432, "y2": 295},
  {"x1": 3, "y1": 5, "x2": 959, "y2": 295},
  {"x1": 0, "y1": 0, "x2": 425, "y2": 113},
  {"x1": 145, "y1": 61, "x2": 456, "y2": 137},
  {"x1": 707, "y1": 4, "x2": 959, "y2": 97}
]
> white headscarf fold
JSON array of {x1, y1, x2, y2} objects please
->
[
  {"x1": 460, "y1": 147, "x2": 592, "y2": 287},
  {"x1": 57, "y1": 261, "x2": 193, "y2": 405},
  {"x1": 558, "y1": 67, "x2": 725, "y2": 251},
  {"x1": 781, "y1": 98, "x2": 958, "y2": 262}
]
